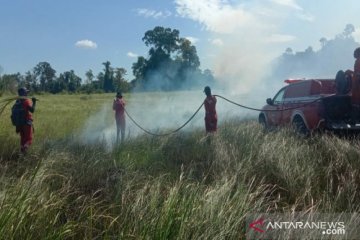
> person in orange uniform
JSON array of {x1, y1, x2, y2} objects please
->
[
  {"x1": 16, "y1": 87, "x2": 36, "y2": 153},
  {"x1": 203, "y1": 86, "x2": 217, "y2": 133},
  {"x1": 113, "y1": 92, "x2": 126, "y2": 143}
]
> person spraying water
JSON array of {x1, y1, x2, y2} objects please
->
[
  {"x1": 203, "y1": 86, "x2": 217, "y2": 133},
  {"x1": 113, "y1": 92, "x2": 126, "y2": 143}
]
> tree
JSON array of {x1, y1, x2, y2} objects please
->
[
  {"x1": 271, "y1": 23, "x2": 360, "y2": 82},
  {"x1": 132, "y1": 56, "x2": 148, "y2": 89},
  {"x1": 343, "y1": 24, "x2": 355, "y2": 38},
  {"x1": 113, "y1": 68, "x2": 130, "y2": 92},
  {"x1": 56, "y1": 73, "x2": 67, "y2": 93},
  {"x1": 24, "y1": 71, "x2": 37, "y2": 92},
  {"x1": 132, "y1": 26, "x2": 204, "y2": 91},
  {"x1": 142, "y1": 26, "x2": 180, "y2": 56},
  {"x1": 56, "y1": 70, "x2": 81, "y2": 93},
  {"x1": 85, "y1": 69, "x2": 94, "y2": 84},
  {"x1": 142, "y1": 26, "x2": 180, "y2": 78},
  {"x1": 284, "y1": 47, "x2": 293, "y2": 55},
  {"x1": 179, "y1": 38, "x2": 200, "y2": 69},
  {"x1": 33, "y1": 62, "x2": 56, "y2": 92},
  {"x1": 305, "y1": 46, "x2": 314, "y2": 54},
  {"x1": 0, "y1": 73, "x2": 22, "y2": 93},
  {"x1": 66, "y1": 70, "x2": 81, "y2": 92},
  {"x1": 132, "y1": 56, "x2": 147, "y2": 80},
  {"x1": 319, "y1": 37, "x2": 328, "y2": 48},
  {"x1": 102, "y1": 61, "x2": 114, "y2": 92},
  {"x1": 94, "y1": 72, "x2": 105, "y2": 91}
]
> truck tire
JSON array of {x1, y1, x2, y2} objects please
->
[
  {"x1": 259, "y1": 114, "x2": 268, "y2": 130},
  {"x1": 292, "y1": 116, "x2": 309, "y2": 136}
]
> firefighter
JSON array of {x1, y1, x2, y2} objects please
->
[
  {"x1": 203, "y1": 86, "x2": 217, "y2": 133},
  {"x1": 113, "y1": 92, "x2": 126, "y2": 143},
  {"x1": 15, "y1": 87, "x2": 36, "y2": 153}
]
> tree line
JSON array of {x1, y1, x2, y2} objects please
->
[
  {"x1": 271, "y1": 24, "x2": 360, "y2": 81},
  {"x1": 0, "y1": 61, "x2": 130, "y2": 95},
  {"x1": 0, "y1": 26, "x2": 215, "y2": 95}
]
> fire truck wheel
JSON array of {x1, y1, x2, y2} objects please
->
[
  {"x1": 292, "y1": 116, "x2": 309, "y2": 136},
  {"x1": 259, "y1": 114, "x2": 268, "y2": 130}
]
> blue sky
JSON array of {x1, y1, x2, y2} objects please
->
[{"x1": 1, "y1": 0, "x2": 360, "y2": 82}]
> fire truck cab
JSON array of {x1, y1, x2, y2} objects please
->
[{"x1": 259, "y1": 78, "x2": 360, "y2": 134}]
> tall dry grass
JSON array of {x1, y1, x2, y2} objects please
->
[{"x1": 0, "y1": 94, "x2": 359, "y2": 239}]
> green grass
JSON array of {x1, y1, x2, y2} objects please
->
[{"x1": 0, "y1": 93, "x2": 360, "y2": 239}]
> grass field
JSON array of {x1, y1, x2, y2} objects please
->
[{"x1": 0, "y1": 93, "x2": 359, "y2": 239}]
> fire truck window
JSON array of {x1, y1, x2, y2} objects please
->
[{"x1": 273, "y1": 89, "x2": 285, "y2": 104}]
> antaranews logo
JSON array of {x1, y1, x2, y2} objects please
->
[
  {"x1": 246, "y1": 213, "x2": 358, "y2": 240},
  {"x1": 249, "y1": 218, "x2": 266, "y2": 233},
  {"x1": 249, "y1": 218, "x2": 345, "y2": 234}
]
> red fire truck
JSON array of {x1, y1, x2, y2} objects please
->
[{"x1": 259, "y1": 78, "x2": 360, "y2": 134}]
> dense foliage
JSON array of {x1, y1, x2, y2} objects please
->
[
  {"x1": 0, "y1": 61, "x2": 129, "y2": 95},
  {"x1": 131, "y1": 26, "x2": 215, "y2": 91}
]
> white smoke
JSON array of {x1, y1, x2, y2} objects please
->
[
  {"x1": 79, "y1": 90, "x2": 262, "y2": 147},
  {"x1": 79, "y1": 1, "x2": 313, "y2": 145},
  {"x1": 79, "y1": 1, "x2": 360, "y2": 146},
  {"x1": 175, "y1": 0, "x2": 307, "y2": 95},
  {"x1": 79, "y1": 103, "x2": 116, "y2": 148}
]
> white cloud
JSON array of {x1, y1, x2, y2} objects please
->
[
  {"x1": 296, "y1": 12, "x2": 315, "y2": 22},
  {"x1": 127, "y1": 51, "x2": 138, "y2": 58},
  {"x1": 209, "y1": 38, "x2": 224, "y2": 46},
  {"x1": 354, "y1": 28, "x2": 360, "y2": 43},
  {"x1": 175, "y1": 0, "x2": 310, "y2": 33},
  {"x1": 136, "y1": 8, "x2": 172, "y2": 19},
  {"x1": 75, "y1": 39, "x2": 97, "y2": 49},
  {"x1": 270, "y1": 0, "x2": 314, "y2": 22},
  {"x1": 175, "y1": 0, "x2": 254, "y2": 34},
  {"x1": 270, "y1": 0, "x2": 302, "y2": 10},
  {"x1": 185, "y1": 36, "x2": 199, "y2": 44},
  {"x1": 267, "y1": 34, "x2": 296, "y2": 43}
]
